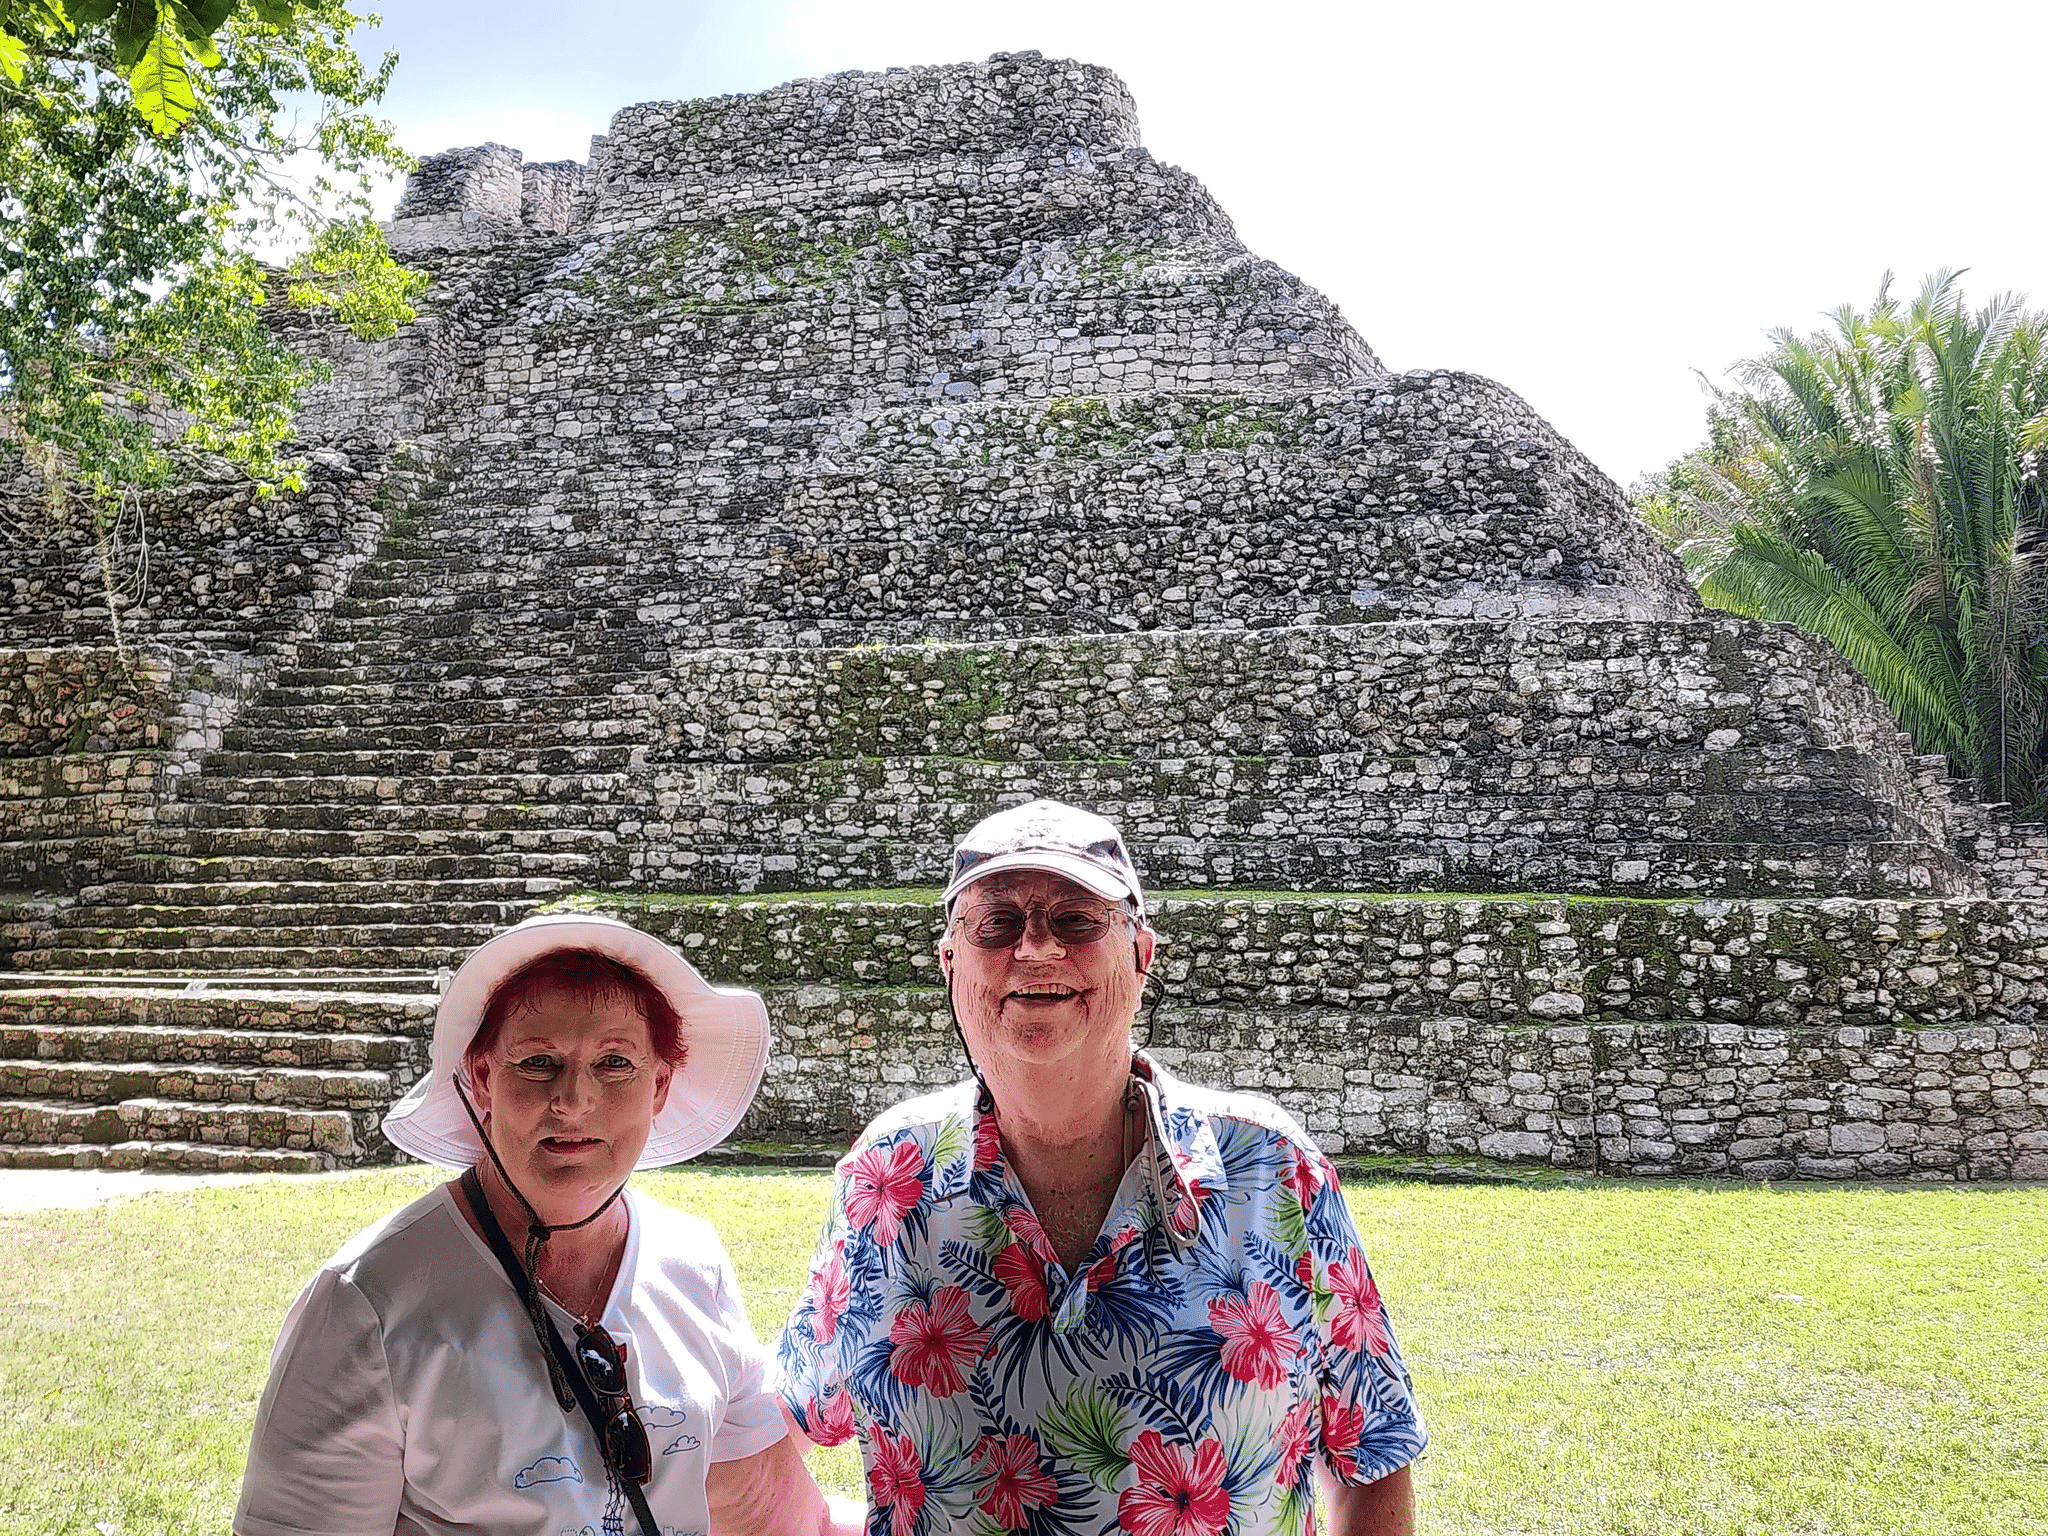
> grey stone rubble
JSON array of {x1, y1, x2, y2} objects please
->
[{"x1": 1, "y1": 53, "x2": 2043, "y2": 1176}]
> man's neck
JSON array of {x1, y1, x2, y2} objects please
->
[{"x1": 987, "y1": 1050, "x2": 1135, "y2": 1272}]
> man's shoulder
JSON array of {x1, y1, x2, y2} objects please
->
[
  {"x1": 844, "y1": 1079, "x2": 978, "y2": 1157},
  {"x1": 1160, "y1": 1070, "x2": 1325, "y2": 1158}
]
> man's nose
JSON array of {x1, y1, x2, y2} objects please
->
[{"x1": 1010, "y1": 910, "x2": 1068, "y2": 957}]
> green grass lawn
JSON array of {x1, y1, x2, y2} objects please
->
[{"x1": 3, "y1": 1168, "x2": 2042, "y2": 1535}]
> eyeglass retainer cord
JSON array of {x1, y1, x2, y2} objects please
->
[{"x1": 453, "y1": 1072, "x2": 630, "y2": 1412}]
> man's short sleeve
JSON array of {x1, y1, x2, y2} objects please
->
[
  {"x1": 1300, "y1": 1160, "x2": 1428, "y2": 1485},
  {"x1": 773, "y1": 1189, "x2": 859, "y2": 1446},
  {"x1": 234, "y1": 1267, "x2": 404, "y2": 1536}
]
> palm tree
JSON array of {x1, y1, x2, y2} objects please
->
[{"x1": 1665, "y1": 272, "x2": 2048, "y2": 814}]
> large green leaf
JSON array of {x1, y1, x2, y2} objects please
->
[
  {"x1": 129, "y1": 19, "x2": 197, "y2": 134},
  {"x1": 0, "y1": 29, "x2": 26, "y2": 80},
  {"x1": 1038, "y1": 1383, "x2": 1131, "y2": 1492},
  {"x1": 169, "y1": 0, "x2": 229, "y2": 34},
  {"x1": 109, "y1": 0, "x2": 153, "y2": 68}
]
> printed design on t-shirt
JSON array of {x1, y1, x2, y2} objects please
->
[
  {"x1": 641, "y1": 1402, "x2": 702, "y2": 1456},
  {"x1": 515, "y1": 1454, "x2": 585, "y2": 1488}
]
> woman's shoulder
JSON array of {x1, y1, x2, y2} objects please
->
[
  {"x1": 626, "y1": 1187, "x2": 742, "y2": 1291},
  {"x1": 317, "y1": 1179, "x2": 469, "y2": 1291}
]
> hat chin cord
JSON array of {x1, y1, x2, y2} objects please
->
[{"x1": 453, "y1": 1072, "x2": 630, "y2": 1411}]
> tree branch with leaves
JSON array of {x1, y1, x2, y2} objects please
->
[{"x1": 0, "y1": 0, "x2": 426, "y2": 659}]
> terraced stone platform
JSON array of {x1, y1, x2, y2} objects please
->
[{"x1": 4, "y1": 54, "x2": 2045, "y2": 1174}]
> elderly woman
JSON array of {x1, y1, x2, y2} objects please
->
[{"x1": 235, "y1": 914, "x2": 855, "y2": 1536}]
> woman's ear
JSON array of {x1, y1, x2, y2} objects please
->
[
  {"x1": 467, "y1": 1056, "x2": 493, "y2": 1119},
  {"x1": 650, "y1": 1062, "x2": 675, "y2": 1116}
]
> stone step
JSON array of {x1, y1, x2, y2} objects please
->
[
  {"x1": 162, "y1": 827, "x2": 615, "y2": 862},
  {"x1": 77, "y1": 875, "x2": 574, "y2": 908},
  {"x1": 134, "y1": 849, "x2": 603, "y2": 882},
  {"x1": 0, "y1": 1096, "x2": 365, "y2": 1158},
  {"x1": 217, "y1": 715, "x2": 661, "y2": 750},
  {"x1": 194, "y1": 745, "x2": 641, "y2": 777},
  {"x1": 158, "y1": 767, "x2": 1925, "y2": 838},
  {"x1": 0, "y1": 1022, "x2": 421, "y2": 1070},
  {"x1": 0, "y1": 1140, "x2": 336, "y2": 1172},
  {"x1": 16, "y1": 939, "x2": 487, "y2": 973},
  {"x1": 0, "y1": 1058, "x2": 397, "y2": 1110},
  {"x1": 180, "y1": 770, "x2": 634, "y2": 806},
  {"x1": 54, "y1": 897, "x2": 541, "y2": 933},
  {"x1": 0, "y1": 986, "x2": 434, "y2": 1037},
  {"x1": 39, "y1": 921, "x2": 503, "y2": 956}
]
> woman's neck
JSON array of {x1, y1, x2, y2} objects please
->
[{"x1": 462, "y1": 1161, "x2": 632, "y2": 1323}]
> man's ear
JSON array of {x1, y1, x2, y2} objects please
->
[{"x1": 1134, "y1": 924, "x2": 1157, "y2": 978}]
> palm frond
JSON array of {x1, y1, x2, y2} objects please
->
[{"x1": 1702, "y1": 525, "x2": 1970, "y2": 760}]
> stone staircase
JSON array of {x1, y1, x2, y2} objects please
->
[
  {"x1": 0, "y1": 977, "x2": 435, "y2": 1170},
  {"x1": 3, "y1": 54, "x2": 2039, "y2": 1175}
]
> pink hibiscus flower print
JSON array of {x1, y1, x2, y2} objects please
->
[
  {"x1": 888, "y1": 1284, "x2": 990, "y2": 1396},
  {"x1": 994, "y1": 1240, "x2": 1050, "y2": 1322},
  {"x1": 869, "y1": 1426, "x2": 927, "y2": 1536},
  {"x1": 1117, "y1": 1430, "x2": 1232, "y2": 1536},
  {"x1": 1207, "y1": 1282, "x2": 1302, "y2": 1390},
  {"x1": 975, "y1": 1110, "x2": 1002, "y2": 1172},
  {"x1": 1319, "y1": 1392, "x2": 1365, "y2": 1456},
  {"x1": 811, "y1": 1241, "x2": 850, "y2": 1344},
  {"x1": 972, "y1": 1432, "x2": 1061, "y2": 1529},
  {"x1": 1003, "y1": 1202, "x2": 1056, "y2": 1262},
  {"x1": 846, "y1": 1139, "x2": 926, "y2": 1247},
  {"x1": 1275, "y1": 1397, "x2": 1318, "y2": 1489},
  {"x1": 1294, "y1": 1249, "x2": 1315, "y2": 1291},
  {"x1": 1088, "y1": 1226, "x2": 1140, "y2": 1291},
  {"x1": 1326, "y1": 1251, "x2": 1395, "y2": 1356},
  {"x1": 1282, "y1": 1149, "x2": 1323, "y2": 1210},
  {"x1": 808, "y1": 1389, "x2": 857, "y2": 1447}
]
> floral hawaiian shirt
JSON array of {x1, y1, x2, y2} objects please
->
[{"x1": 775, "y1": 1055, "x2": 1427, "y2": 1536}]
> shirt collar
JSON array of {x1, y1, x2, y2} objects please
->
[{"x1": 931, "y1": 1053, "x2": 1226, "y2": 1205}]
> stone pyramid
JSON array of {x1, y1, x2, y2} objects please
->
[{"x1": 4, "y1": 54, "x2": 2043, "y2": 1178}]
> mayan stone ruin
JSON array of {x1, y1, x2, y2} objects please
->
[{"x1": 3, "y1": 54, "x2": 2045, "y2": 1179}]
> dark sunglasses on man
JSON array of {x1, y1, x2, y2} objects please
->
[{"x1": 957, "y1": 899, "x2": 1130, "y2": 950}]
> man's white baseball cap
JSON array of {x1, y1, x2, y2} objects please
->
[{"x1": 941, "y1": 798, "x2": 1147, "y2": 917}]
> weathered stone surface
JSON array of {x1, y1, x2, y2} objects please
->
[{"x1": 3, "y1": 54, "x2": 2046, "y2": 1173}]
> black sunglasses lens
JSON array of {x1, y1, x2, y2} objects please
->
[
  {"x1": 577, "y1": 1329, "x2": 627, "y2": 1396},
  {"x1": 966, "y1": 907, "x2": 1115, "y2": 949},
  {"x1": 610, "y1": 1406, "x2": 653, "y2": 1485},
  {"x1": 1050, "y1": 911, "x2": 1109, "y2": 943}
]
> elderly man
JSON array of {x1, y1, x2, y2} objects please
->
[{"x1": 776, "y1": 798, "x2": 1426, "y2": 1536}]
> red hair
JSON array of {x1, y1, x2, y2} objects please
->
[{"x1": 462, "y1": 947, "x2": 688, "y2": 1083}]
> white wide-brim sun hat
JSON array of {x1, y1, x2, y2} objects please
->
[{"x1": 382, "y1": 913, "x2": 770, "y2": 1170}]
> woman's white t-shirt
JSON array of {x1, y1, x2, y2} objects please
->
[{"x1": 235, "y1": 1182, "x2": 788, "y2": 1536}]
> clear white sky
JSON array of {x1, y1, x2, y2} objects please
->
[{"x1": 355, "y1": 0, "x2": 2048, "y2": 485}]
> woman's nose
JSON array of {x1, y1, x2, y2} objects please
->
[{"x1": 552, "y1": 1065, "x2": 598, "y2": 1110}]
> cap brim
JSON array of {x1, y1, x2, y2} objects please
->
[
  {"x1": 942, "y1": 849, "x2": 1138, "y2": 908},
  {"x1": 381, "y1": 914, "x2": 769, "y2": 1169}
]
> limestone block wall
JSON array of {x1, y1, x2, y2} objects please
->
[
  {"x1": 585, "y1": 893, "x2": 2048, "y2": 1178},
  {"x1": 0, "y1": 449, "x2": 429, "y2": 887},
  {"x1": 594, "y1": 53, "x2": 1141, "y2": 183},
  {"x1": 0, "y1": 450, "x2": 406, "y2": 654}
]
